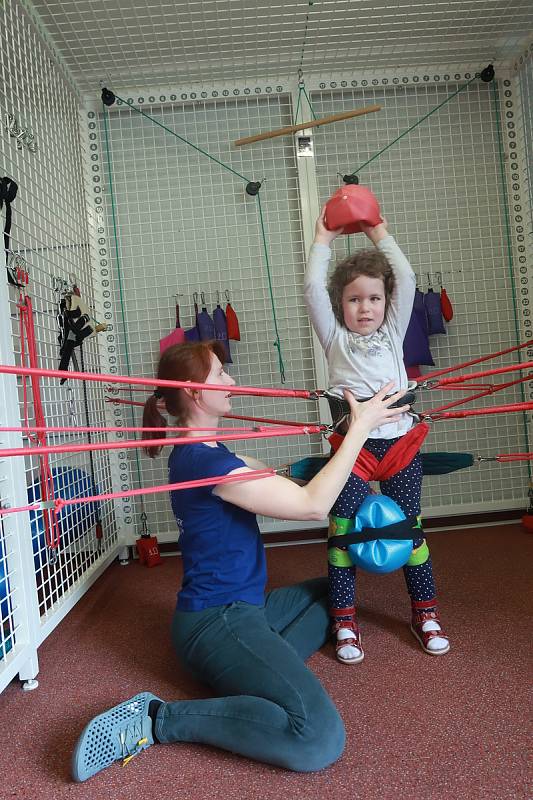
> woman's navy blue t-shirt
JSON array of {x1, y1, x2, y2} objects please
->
[{"x1": 168, "y1": 441, "x2": 267, "y2": 611}]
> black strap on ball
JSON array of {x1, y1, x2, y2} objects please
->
[{"x1": 328, "y1": 515, "x2": 420, "y2": 547}]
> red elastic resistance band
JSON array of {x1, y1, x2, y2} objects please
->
[
  {"x1": 0, "y1": 467, "x2": 277, "y2": 517},
  {"x1": 421, "y1": 341, "x2": 531, "y2": 383},
  {"x1": 0, "y1": 424, "x2": 324, "y2": 459},
  {"x1": 0, "y1": 363, "x2": 314, "y2": 399},
  {"x1": 424, "y1": 374, "x2": 533, "y2": 416},
  {"x1": 428, "y1": 360, "x2": 533, "y2": 388}
]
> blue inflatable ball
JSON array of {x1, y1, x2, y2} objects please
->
[
  {"x1": 27, "y1": 468, "x2": 100, "y2": 565},
  {"x1": 348, "y1": 494, "x2": 414, "y2": 574}
]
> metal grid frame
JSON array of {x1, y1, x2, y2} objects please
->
[
  {"x1": 29, "y1": 0, "x2": 533, "y2": 91},
  {"x1": 307, "y1": 69, "x2": 532, "y2": 514},
  {"x1": 512, "y1": 41, "x2": 533, "y2": 389},
  {"x1": 0, "y1": 0, "x2": 530, "y2": 691},
  {"x1": 84, "y1": 66, "x2": 532, "y2": 540},
  {"x1": 0, "y1": 0, "x2": 122, "y2": 691},
  {"x1": 87, "y1": 84, "x2": 326, "y2": 539}
]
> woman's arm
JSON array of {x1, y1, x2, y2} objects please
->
[{"x1": 214, "y1": 385, "x2": 408, "y2": 520}]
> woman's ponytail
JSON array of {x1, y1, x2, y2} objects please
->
[{"x1": 142, "y1": 391, "x2": 168, "y2": 458}]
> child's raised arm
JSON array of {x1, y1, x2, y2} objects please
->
[
  {"x1": 361, "y1": 219, "x2": 415, "y2": 338},
  {"x1": 303, "y1": 209, "x2": 344, "y2": 351}
]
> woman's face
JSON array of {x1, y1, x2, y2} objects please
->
[{"x1": 197, "y1": 353, "x2": 235, "y2": 418}]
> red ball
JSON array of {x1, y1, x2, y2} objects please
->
[
  {"x1": 324, "y1": 185, "x2": 382, "y2": 235},
  {"x1": 521, "y1": 513, "x2": 533, "y2": 532}
]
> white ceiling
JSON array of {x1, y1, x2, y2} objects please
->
[{"x1": 30, "y1": 0, "x2": 533, "y2": 92}]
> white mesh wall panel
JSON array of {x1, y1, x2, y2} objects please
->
[
  {"x1": 309, "y1": 73, "x2": 530, "y2": 513},
  {"x1": 91, "y1": 88, "x2": 324, "y2": 536},
  {"x1": 0, "y1": 0, "x2": 120, "y2": 689}
]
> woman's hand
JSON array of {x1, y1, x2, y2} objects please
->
[
  {"x1": 343, "y1": 382, "x2": 410, "y2": 432},
  {"x1": 313, "y1": 206, "x2": 344, "y2": 246}
]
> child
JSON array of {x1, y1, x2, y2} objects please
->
[{"x1": 304, "y1": 206, "x2": 450, "y2": 664}]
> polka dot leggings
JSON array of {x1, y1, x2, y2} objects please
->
[{"x1": 329, "y1": 437, "x2": 436, "y2": 614}]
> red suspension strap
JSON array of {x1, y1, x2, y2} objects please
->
[
  {"x1": 1, "y1": 424, "x2": 271, "y2": 434},
  {"x1": 424, "y1": 373, "x2": 533, "y2": 416},
  {"x1": 423, "y1": 401, "x2": 533, "y2": 421},
  {"x1": 420, "y1": 341, "x2": 531, "y2": 384},
  {"x1": 17, "y1": 288, "x2": 61, "y2": 550},
  {"x1": 424, "y1": 360, "x2": 533, "y2": 388},
  {"x1": 106, "y1": 396, "x2": 145, "y2": 408},
  {"x1": 491, "y1": 453, "x2": 533, "y2": 462},
  {"x1": 0, "y1": 467, "x2": 277, "y2": 518},
  {"x1": 0, "y1": 363, "x2": 316, "y2": 399},
  {"x1": 329, "y1": 422, "x2": 431, "y2": 481},
  {"x1": 0, "y1": 424, "x2": 324, "y2": 459},
  {"x1": 224, "y1": 413, "x2": 314, "y2": 428}
]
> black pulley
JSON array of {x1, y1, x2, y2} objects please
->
[
  {"x1": 101, "y1": 87, "x2": 116, "y2": 106},
  {"x1": 342, "y1": 174, "x2": 359, "y2": 185},
  {"x1": 245, "y1": 181, "x2": 262, "y2": 196},
  {"x1": 480, "y1": 64, "x2": 495, "y2": 83}
]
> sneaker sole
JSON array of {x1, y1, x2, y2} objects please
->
[{"x1": 72, "y1": 692, "x2": 159, "y2": 782}]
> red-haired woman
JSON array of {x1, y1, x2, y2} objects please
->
[{"x1": 72, "y1": 341, "x2": 408, "y2": 782}]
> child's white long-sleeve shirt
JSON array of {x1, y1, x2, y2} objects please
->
[{"x1": 304, "y1": 235, "x2": 415, "y2": 439}]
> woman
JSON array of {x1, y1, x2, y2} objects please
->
[{"x1": 72, "y1": 341, "x2": 408, "y2": 782}]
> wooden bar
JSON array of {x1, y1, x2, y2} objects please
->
[{"x1": 234, "y1": 104, "x2": 381, "y2": 147}]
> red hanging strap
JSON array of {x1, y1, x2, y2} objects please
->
[
  {"x1": 329, "y1": 422, "x2": 430, "y2": 481},
  {"x1": 18, "y1": 293, "x2": 61, "y2": 550}
]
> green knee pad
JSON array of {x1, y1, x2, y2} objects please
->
[
  {"x1": 406, "y1": 538, "x2": 429, "y2": 567},
  {"x1": 328, "y1": 515, "x2": 354, "y2": 567}
]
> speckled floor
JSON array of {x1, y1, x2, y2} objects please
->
[{"x1": 0, "y1": 523, "x2": 530, "y2": 799}]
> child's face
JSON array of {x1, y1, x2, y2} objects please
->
[{"x1": 342, "y1": 275, "x2": 386, "y2": 335}]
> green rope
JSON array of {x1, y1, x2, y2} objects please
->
[
  {"x1": 492, "y1": 80, "x2": 531, "y2": 478},
  {"x1": 302, "y1": 86, "x2": 318, "y2": 120},
  {"x1": 353, "y1": 75, "x2": 478, "y2": 174},
  {"x1": 294, "y1": 88, "x2": 303, "y2": 125},
  {"x1": 294, "y1": 84, "x2": 317, "y2": 126},
  {"x1": 114, "y1": 94, "x2": 251, "y2": 183},
  {"x1": 102, "y1": 105, "x2": 147, "y2": 512},
  {"x1": 256, "y1": 194, "x2": 286, "y2": 382}
]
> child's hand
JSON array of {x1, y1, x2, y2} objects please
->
[
  {"x1": 344, "y1": 383, "x2": 410, "y2": 432},
  {"x1": 359, "y1": 217, "x2": 389, "y2": 244},
  {"x1": 314, "y1": 207, "x2": 343, "y2": 246}
]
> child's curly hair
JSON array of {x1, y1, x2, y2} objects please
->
[{"x1": 328, "y1": 249, "x2": 395, "y2": 325}]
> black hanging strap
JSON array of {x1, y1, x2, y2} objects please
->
[{"x1": 0, "y1": 176, "x2": 20, "y2": 286}]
